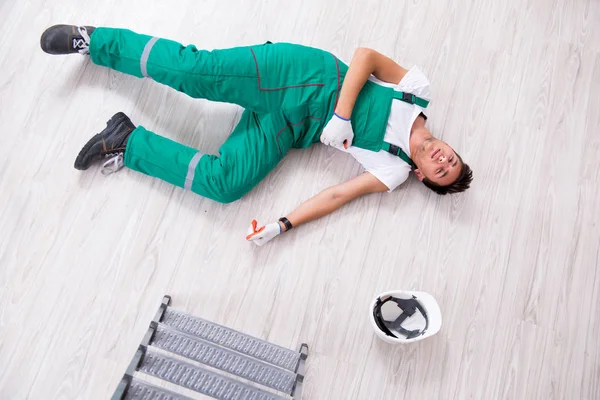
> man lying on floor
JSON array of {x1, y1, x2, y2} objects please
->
[{"x1": 40, "y1": 25, "x2": 473, "y2": 246}]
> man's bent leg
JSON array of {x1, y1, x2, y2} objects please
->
[{"x1": 125, "y1": 110, "x2": 294, "y2": 203}]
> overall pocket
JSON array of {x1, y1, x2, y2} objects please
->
[{"x1": 251, "y1": 43, "x2": 327, "y2": 89}]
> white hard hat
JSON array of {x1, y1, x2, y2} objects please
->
[{"x1": 369, "y1": 290, "x2": 442, "y2": 344}]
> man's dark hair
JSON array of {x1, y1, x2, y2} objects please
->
[{"x1": 421, "y1": 154, "x2": 473, "y2": 195}]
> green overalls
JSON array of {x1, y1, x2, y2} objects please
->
[{"x1": 89, "y1": 28, "x2": 427, "y2": 203}]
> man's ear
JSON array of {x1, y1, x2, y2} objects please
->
[{"x1": 414, "y1": 169, "x2": 425, "y2": 182}]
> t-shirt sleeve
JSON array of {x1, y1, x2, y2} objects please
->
[
  {"x1": 395, "y1": 66, "x2": 432, "y2": 102},
  {"x1": 346, "y1": 147, "x2": 411, "y2": 192}
]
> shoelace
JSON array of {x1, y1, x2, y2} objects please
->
[
  {"x1": 76, "y1": 26, "x2": 91, "y2": 55},
  {"x1": 101, "y1": 153, "x2": 124, "y2": 175}
]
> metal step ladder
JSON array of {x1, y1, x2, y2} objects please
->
[{"x1": 112, "y1": 295, "x2": 308, "y2": 400}]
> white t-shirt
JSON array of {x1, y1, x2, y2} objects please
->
[{"x1": 341, "y1": 66, "x2": 431, "y2": 192}]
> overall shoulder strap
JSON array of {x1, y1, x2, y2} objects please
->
[
  {"x1": 382, "y1": 142, "x2": 415, "y2": 169},
  {"x1": 393, "y1": 91, "x2": 429, "y2": 108}
]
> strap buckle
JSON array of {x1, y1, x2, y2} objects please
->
[
  {"x1": 401, "y1": 92, "x2": 416, "y2": 104},
  {"x1": 387, "y1": 144, "x2": 401, "y2": 156}
]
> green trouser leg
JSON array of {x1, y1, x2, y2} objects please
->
[
  {"x1": 88, "y1": 27, "x2": 339, "y2": 113},
  {"x1": 125, "y1": 110, "x2": 295, "y2": 203},
  {"x1": 88, "y1": 27, "x2": 340, "y2": 203}
]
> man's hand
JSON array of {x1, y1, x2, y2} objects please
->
[
  {"x1": 246, "y1": 220, "x2": 281, "y2": 246},
  {"x1": 320, "y1": 113, "x2": 354, "y2": 149}
]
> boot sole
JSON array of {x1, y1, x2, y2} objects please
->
[{"x1": 74, "y1": 112, "x2": 129, "y2": 170}]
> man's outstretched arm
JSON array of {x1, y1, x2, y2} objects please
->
[
  {"x1": 246, "y1": 172, "x2": 388, "y2": 246},
  {"x1": 320, "y1": 48, "x2": 409, "y2": 148}
]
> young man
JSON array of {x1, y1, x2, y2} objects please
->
[{"x1": 40, "y1": 25, "x2": 472, "y2": 246}]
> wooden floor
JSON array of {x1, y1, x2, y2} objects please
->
[{"x1": 1, "y1": 0, "x2": 599, "y2": 398}]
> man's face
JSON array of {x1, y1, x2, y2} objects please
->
[{"x1": 413, "y1": 138, "x2": 462, "y2": 186}]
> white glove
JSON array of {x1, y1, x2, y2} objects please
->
[
  {"x1": 246, "y1": 220, "x2": 281, "y2": 246},
  {"x1": 320, "y1": 113, "x2": 353, "y2": 149}
]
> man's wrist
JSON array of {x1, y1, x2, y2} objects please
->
[
  {"x1": 334, "y1": 111, "x2": 351, "y2": 121},
  {"x1": 278, "y1": 220, "x2": 286, "y2": 232},
  {"x1": 334, "y1": 101, "x2": 353, "y2": 120},
  {"x1": 278, "y1": 217, "x2": 293, "y2": 232}
]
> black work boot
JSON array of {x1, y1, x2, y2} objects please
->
[
  {"x1": 74, "y1": 112, "x2": 136, "y2": 174},
  {"x1": 40, "y1": 24, "x2": 96, "y2": 55}
]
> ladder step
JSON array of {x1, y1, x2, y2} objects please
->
[
  {"x1": 139, "y1": 348, "x2": 288, "y2": 400},
  {"x1": 124, "y1": 378, "x2": 192, "y2": 400},
  {"x1": 152, "y1": 324, "x2": 297, "y2": 394},
  {"x1": 161, "y1": 308, "x2": 300, "y2": 372}
]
